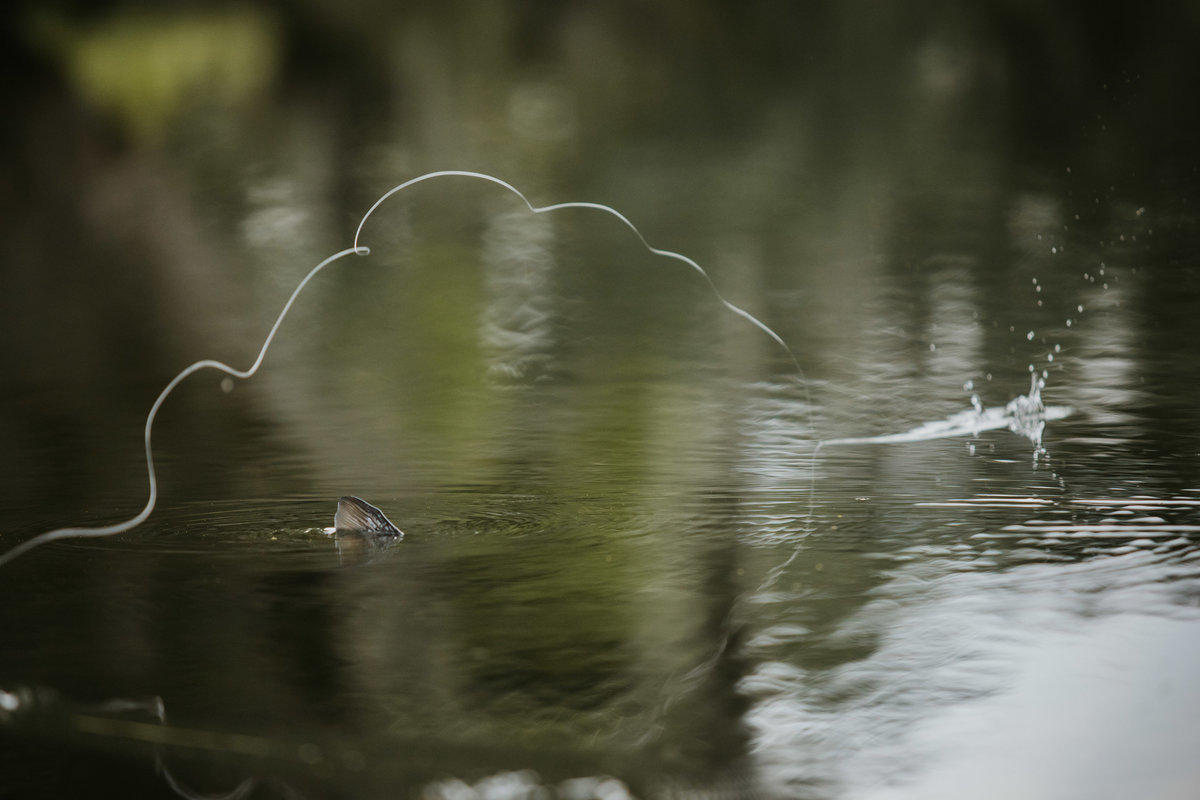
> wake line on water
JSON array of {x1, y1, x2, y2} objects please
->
[
  {"x1": 0, "y1": 171, "x2": 812, "y2": 568},
  {"x1": 818, "y1": 375, "x2": 1071, "y2": 450}
]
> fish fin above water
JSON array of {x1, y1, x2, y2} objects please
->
[{"x1": 334, "y1": 496, "x2": 403, "y2": 536}]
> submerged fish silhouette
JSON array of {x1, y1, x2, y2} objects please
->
[{"x1": 333, "y1": 496, "x2": 403, "y2": 537}]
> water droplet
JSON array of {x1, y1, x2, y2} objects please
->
[{"x1": 1026, "y1": 330, "x2": 1035, "y2": 341}]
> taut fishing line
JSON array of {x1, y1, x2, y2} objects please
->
[{"x1": 0, "y1": 170, "x2": 817, "y2": 569}]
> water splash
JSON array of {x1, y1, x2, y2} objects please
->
[{"x1": 819, "y1": 373, "x2": 1070, "y2": 451}]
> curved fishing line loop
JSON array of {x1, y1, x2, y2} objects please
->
[
  {"x1": 357, "y1": 171, "x2": 819, "y2": 594},
  {"x1": 0, "y1": 247, "x2": 367, "y2": 568},
  {"x1": 355, "y1": 170, "x2": 806, "y2": 377},
  {"x1": 1, "y1": 170, "x2": 819, "y2": 570}
]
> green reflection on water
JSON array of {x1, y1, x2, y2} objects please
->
[{"x1": 30, "y1": 8, "x2": 279, "y2": 144}]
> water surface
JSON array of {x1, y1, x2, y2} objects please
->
[{"x1": 3, "y1": 4, "x2": 1200, "y2": 798}]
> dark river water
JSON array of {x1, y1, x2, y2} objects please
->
[{"x1": 2, "y1": 4, "x2": 1200, "y2": 799}]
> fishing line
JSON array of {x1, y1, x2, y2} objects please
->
[
  {"x1": 356, "y1": 171, "x2": 804, "y2": 369},
  {"x1": 0, "y1": 246, "x2": 365, "y2": 568},
  {"x1": 0, "y1": 172, "x2": 818, "y2": 568}
]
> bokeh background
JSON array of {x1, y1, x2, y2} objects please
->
[
  {"x1": 3, "y1": 3, "x2": 1200, "y2": 799},
  {"x1": 3, "y1": 0, "x2": 1199, "y2": 521}
]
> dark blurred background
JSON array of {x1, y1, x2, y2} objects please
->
[
  {"x1": 2, "y1": 0, "x2": 1199, "y2": 542},
  {"x1": 3, "y1": 4, "x2": 1200, "y2": 798},
  {"x1": 0, "y1": 0, "x2": 1198, "y2": 529}
]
